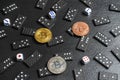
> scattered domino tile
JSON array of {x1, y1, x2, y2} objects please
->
[
  {"x1": 21, "y1": 27, "x2": 36, "y2": 36},
  {"x1": 77, "y1": 36, "x2": 90, "y2": 52},
  {"x1": 24, "y1": 50, "x2": 42, "y2": 67},
  {"x1": 109, "y1": 4, "x2": 120, "y2": 12},
  {"x1": 48, "y1": 35, "x2": 64, "y2": 47},
  {"x1": 67, "y1": 27, "x2": 74, "y2": 36},
  {"x1": 94, "y1": 53, "x2": 113, "y2": 69},
  {"x1": 0, "y1": 57, "x2": 15, "y2": 73},
  {"x1": 38, "y1": 16, "x2": 55, "y2": 29},
  {"x1": 2, "y1": 3, "x2": 18, "y2": 15},
  {"x1": 80, "y1": 0, "x2": 93, "y2": 7},
  {"x1": 0, "y1": 30, "x2": 7, "y2": 39},
  {"x1": 73, "y1": 68, "x2": 85, "y2": 80},
  {"x1": 38, "y1": 67, "x2": 52, "y2": 77},
  {"x1": 93, "y1": 16, "x2": 111, "y2": 26},
  {"x1": 12, "y1": 15, "x2": 27, "y2": 30},
  {"x1": 59, "y1": 52, "x2": 73, "y2": 61},
  {"x1": 12, "y1": 39, "x2": 30, "y2": 50},
  {"x1": 94, "y1": 32, "x2": 112, "y2": 47},
  {"x1": 52, "y1": 0, "x2": 67, "y2": 12},
  {"x1": 110, "y1": 25, "x2": 120, "y2": 37},
  {"x1": 14, "y1": 71, "x2": 29, "y2": 80},
  {"x1": 111, "y1": 47, "x2": 120, "y2": 62},
  {"x1": 64, "y1": 7, "x2": 78, "y2": 21},
  {"x1": 99, "y1": 71, "x2": 118, "y2": 80},
  {"x1": 36, "y1": 0, "x2": 48, "y2": 9}
]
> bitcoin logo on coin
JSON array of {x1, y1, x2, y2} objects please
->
[
  {"x1": 72, "y1": 22, "x2": 90, "y2": 36},
  {"x1": 47, "y1": 56, "x2": 67, "y2": 74},
  {"x1": 34, "y1": 28, "x2": 52, "y2": 43}
]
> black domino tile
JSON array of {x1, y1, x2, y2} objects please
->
[
  {"x1": 12, "y1": 39, "x2": 30, "y2": 50},
  {"x1": 48, "y1": 35, "x2": 64, "y2": 47},
  {"x1": 21, "y1": 27, "x2": 36, "y2": 36},
  {"x1": 93, "y1": 16, "x2": 111, "y2": 26},
  {"x1": 38, "y1": 16, "x2": 55, "y2": 29},
  {"x1": 109, "y1": 4, "x2": 120, "y2": 12},
  {"x1": 99, "y1": 71, "x2": 109, "y2": 80},
  {"x1": 94, "y1": 53, "x2": 113, "y2": 69},
  {"x1": 110, "y1": 25, "x2": 120, "y2": 37},
  {"x1": 14, "y1": 71, "x2": 29, "y2": 80},
  {"x1": 24, "y1": 50, "x2": 42, "y2": 67},
  {"x1": 52, "y1": 0, "x2": 67, "y2": 12},
  {"x1": 58, "y1": 52, "x2": 73, "y2": 61},
  {"x1": 111, "y1": 47, "x2": 120, "y2": 62},
  {"x1": 73, "y1": 68, "x2": 85, "y2": 80},
  {"x1": 12, "y1": 15, "x2": 27, "y2": 30},
  {"x1": 99, "y1": 71, "x2": 118, "y2": 80},
  {"x1": 64, "y1": 7, "x2": 78, "y2": 21},
  {"x1": 0, "y1": 30, "x2": 7, "y2": 39},
  {"x1": 38, "y1": 67, "x2": 52, "y2": 77},
  {"x1": 2, "y1": 3, "x2": 18, "y2": 15},
  {"x1": 0, "y1": 57, "x2": 15, "y2": 73},
  {"x1": 94, "y1": 32, "x2": 112, "y2": 47},
  {"x1": 36, "y1": 0, "x2": 48, "y2": 9},
  {"x1": 80, "y1": 0, "x2": 93, "y2": 7},
  {"x1": 77, "y1": 36, "x2": 90, "y2": 52},
  {"x1": 67, "y1": 27, "x2": 74, "y2": 36}
]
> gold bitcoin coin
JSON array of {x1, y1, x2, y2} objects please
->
[{"x1": 34, "y1": 28, "x2": 52, "y2": 43}]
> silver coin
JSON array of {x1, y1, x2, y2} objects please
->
[{"x1": 47, "y1": 56, "x2": 67, "y2": 74}]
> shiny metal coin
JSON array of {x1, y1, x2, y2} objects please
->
[
  {"x1": 34, "y1": 28, "x2": 52, "y2": 43},
  {"x1": 72, "y1": 22, "x2": 90, "y2": 36},
  {"x1": 47, "y1": 56, "x2": 67, "y2": 74}
]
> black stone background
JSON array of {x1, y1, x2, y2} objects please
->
[{"x1": 0, "y1": 0, "x2": 120, "y2": 80}]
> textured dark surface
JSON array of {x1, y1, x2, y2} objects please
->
[{"x1": 0, "y1": 0, "x2": 120, "y2": 80}]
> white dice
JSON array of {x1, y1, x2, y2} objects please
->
[
  {"x1": 16, "y1": 53, "x2": 24, "y2": 61},
  {"x1": 83, "y1": 8, "x2": 92, "y2": 16},
  {"x1": 81, "y1": 56, "x2": 90, "y2": 65},
  {"x1": 3, "y1": 18, "x2": 11, "y2": 26},
  {"x1": 48, "y1": 11, "x2": 56, "y2": 19}
]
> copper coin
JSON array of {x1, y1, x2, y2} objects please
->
[{"x1": 72, "y1": 22, "x2": 90, "y2": 36}]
